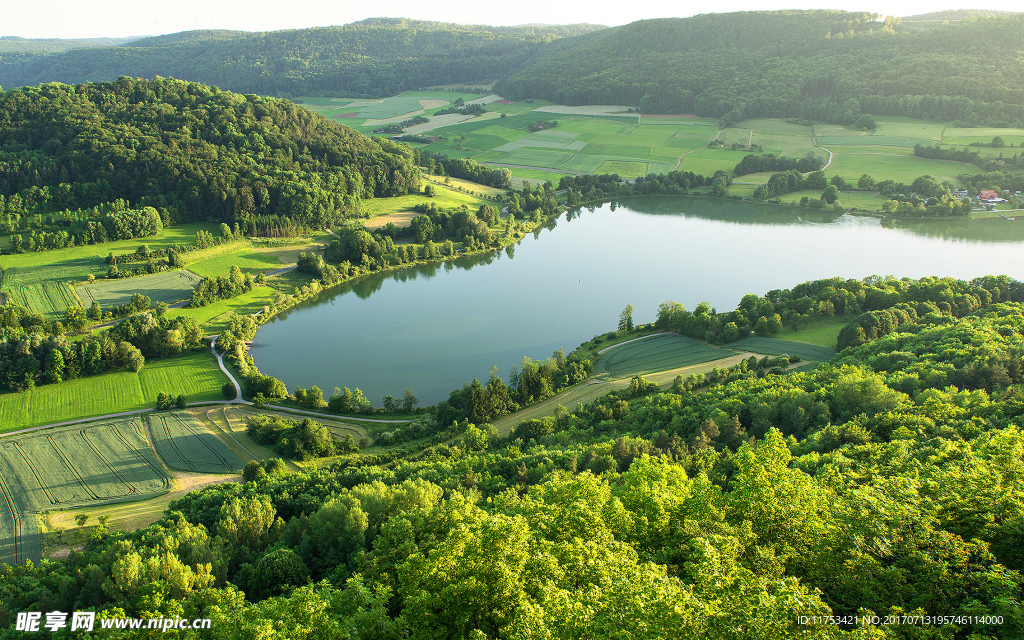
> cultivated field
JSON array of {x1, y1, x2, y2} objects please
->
[
  {"x1": 594, "y1": 334, "x2": 736, "y2": 378},
  {"x1": 729, "y1": 336, "x2": 837, "y2": 362},
  {"x1": 76, "y1": 270, "x2": 202, "y2": 307},
  {"x1": 147, "y1": 411, "x2": 243, "y2": 474},
  {"x1": 0, "y1": 222, "x2": 220, "y2": 317},
  {"x1": 0, "y1": 417, "x2": 170, "y2": 565},
  {"x1": 0, "y1": 350, "x2": 230, "y2": 433}
]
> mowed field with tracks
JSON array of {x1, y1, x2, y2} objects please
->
[{"x1": 0, "y1": 417, "x2": 170, "y2": 566}]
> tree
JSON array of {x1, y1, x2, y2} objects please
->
[
  {"x1": 821, "y1": 185, "x2": 840, "y2": 204},
  {"x1": 619, "y1": 304, "x2": 634, "y2": 332},
  {"x1": 403, "y1": 389, "x2": 418, "y2": 412},
  {"x1": 858, "y1": 174, "x2": 876, "y2": 190},
  {"x1": 804, "y1": 171, "x2": 827, "y2": 190},
  {"x1": 424, "y1": 184, "x2": 436, "y2": 197},
  {"x1": 44, "y1": 349, "x2": 65, "y2": 383},
  {"x1": 175, "y1": 394, "x2": 187, "y2": 409},
  {"x1": 854, "y1": 114, "x2": 876, "y2": 129}
]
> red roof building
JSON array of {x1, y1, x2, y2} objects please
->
[{"x1": 979, "y1": 190, "x2": 999, "y2": 201}]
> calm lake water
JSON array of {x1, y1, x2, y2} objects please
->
[{"x1": 249, "y1": 198, "x2": 1024, "y2": 405}]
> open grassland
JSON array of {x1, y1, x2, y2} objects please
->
[
  {"x1": 941, "y1": 126, "x2": 1024, "y2": 146},
  {"x1": 148, "y1": 411, "x2": 243, "y2": 474},
  {"x1": 0, "y1": 417, "x2": 170, "y2": 565},
  {"x1": 727, "y1": 185, "x2": 890, "y2": 211},
  {"x1": 0, "y1": 350, "x2": 229, "y2": 433},
  {"x1": 779, "y1": 320, "x2": 847, "y2": 348},
  {"x1": 595, "y1": 334, "x2": 736, "y2": 378},
  {"x1": 76, "y1": 270, "x2": 201, "y2": 307},
  {"x1": 187, "y1": 249, "x2": 284, "y2": 278},
  {"x1": 729, "y1": 336, "x2": 837, "y2": 362},
  {"x1": 359, "y1": 182, "x2": 492, "y2": 218},
  {"x1": 824, "y1": 146, "x2": 969, "y2": 184}
]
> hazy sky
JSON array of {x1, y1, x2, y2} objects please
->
[{"x1": 3, "y1": 0, "x2": 1018, "y2": 39}]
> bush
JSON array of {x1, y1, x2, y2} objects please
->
[
  {"x1": 222, "y1": 382, "x2": 237, "y2": 399},
  {"x1": 156, "y1": 392, "x2": 174, "y2": 410}
]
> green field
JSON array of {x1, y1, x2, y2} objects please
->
[
  {"x1": 823, "y1": 146, "x2": 970, "y2": 184},
  {"x1": 0, "y1": 223, "x2": 220, "y2": 317},
  {"x1": 148, "y1": 411, "x2": 243, "y2": 474},
  {"x1": 595, "y1": 334, "x2": 735, "y2": 378},
  {"x1": 0, "y1": 417, "x2": 170, "y2": 565},
  {"x1": 730, "y1": 336, "x2": 837, "y2": 362},
  {"x1": 780, "y1": 320, "x2": 848, "y2": 348},
  {"x1": 1, "y1": 281, "x2": 81, "y2": 318},
  {"x1": 0, "y1": 350, "x2": 230, "y2": 433},
  {"x1": 76, "y1": 270, "x2": 202, "y2": 307}
]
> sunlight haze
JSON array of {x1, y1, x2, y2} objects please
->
[{"x1": 2, "y1": 0, "x2": 1020, "y2": 39}]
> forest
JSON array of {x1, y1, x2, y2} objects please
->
[
  {"x1": 0, "y1": 77, "x2": 420, "y2": 226},
  {"x1": 2, "y1": 275, "x2": 1023, "y2": 638},
  {"x1": 495, "y1": 12, "x2": 1024, "y2": 126},
  {"x1": 2, "y1": 13, "x2": 1024, "y2": 128},
  {"x1": 0, "y1": 20, "x2": 602, "y2": 98}
]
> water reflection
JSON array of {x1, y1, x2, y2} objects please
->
[{"x1": 251, "y1": 198, "x2": 1024, "y2": 405}]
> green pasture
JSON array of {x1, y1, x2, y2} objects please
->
[
  {"x1": 148, "y1": 411, "x2": 242, "y2": 474},
  {"x1": 0, "y1": 417, "x2": 170, "y2": 565},
  {"x1": 824, "y1": 146, "x2": 969, "y2": 184},
  {"x1": 729, "y1": 187, "x2": 889, "y2": 211},
  {"x1": 598, "y1": 161, "x2": 649, "y2": 178},
  {"x1": 941, "y1": 126, "x2": 1024, "y2": 146},
  {"x1": 781, "y1": 320, "x2": 848, "y2": 348},
  {"x1": 76, "y1": 270, "x2": 201, "y2": 307},
  {"x1": 187, "y1": 250, "x2": 284, "y2": 278},
  {"x1": 357, "y1": 185, "x2": 491, "y2": 218},
  {"x1": 0, "y1": 350, "x2": 229, "y2": 433},
  {"x1": 677, "y1": 148, "x2": 753, "y2": 175},
  {"x1": 730, "y1": 336, "x2": 837, "y2": 362},
  {"x1": 594, "y1": 334, "x2": 735, "y2": 378}
]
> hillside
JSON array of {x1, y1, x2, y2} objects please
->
[
  {"x1": 0, "y1": 77, "x2": 420, "y2": 225},
  {"x1": 495, "y1": 11, "x2": 1024, "y2": 126},
  {"x1": 0, "y1": 19, "x2": 604, "y2": 97}
]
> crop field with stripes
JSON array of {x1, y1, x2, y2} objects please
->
[
  {"x1": 148, "y1": 411, "x2": 243, "y2": 474},
  {"x1": 729, "y1": 336, "x2": 838, "y2": 362},
  {"x1": 0, "y1": 418, "x2": 170, "y2": 566},
  {"x1": 595, "y1": 334, "x2": 736, "y2": 378}
]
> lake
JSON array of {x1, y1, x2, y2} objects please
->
[{"x1": 249, "y1": 198, "x2": 1024, "y2": 405}]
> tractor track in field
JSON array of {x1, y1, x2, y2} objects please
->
[{"x1": 0, "y1": 473, "x2": 26, "y2": 565}]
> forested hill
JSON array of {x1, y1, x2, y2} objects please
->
[
  {"x1": 495, "y1": 11, "x2": 1024, "y2": 126},
  {"x1": 0, "y1": 19, "x2": 604, "y2": 97},
  {"x1": 0, "y1": 77, "x2": 420, "y2": 225}
]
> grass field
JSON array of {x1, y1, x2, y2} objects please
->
[
  {"x1": 780, "y1": 320, "x2": 847, "y2": 348},
  {"x1": 148, "y1": 411, "x2": 243, "y2": 474},
  {"x1": 0, "y1": 417, "x2": 170, "y2": 565},
  {"x1": 824, "y1": 146, "x2": 970, "y2": 184},
  {"x1": 358, "y1": 181, "x2": 492, "y2": 218},
  {"x1": 729, "y1": 336, "x2": 837, "y2": 362},
  {"x1": 0, "y1": 223, "x2": 220, "y2": 317},
  {"x1": 594, "y1": 334, "x2": 735, "y2": 378},
  {"x1": 76, "y1": 270, "x2": 202, "y2": 307},
  {"x1": 0, "y1": 350, "x2": 230, "y2": 433}
]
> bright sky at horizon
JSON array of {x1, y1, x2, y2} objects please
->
[{"x1": 2, "y1": 1, "x2": 1020, "y2": 39}]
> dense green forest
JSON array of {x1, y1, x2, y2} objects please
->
[
  {"x1": 0, "y1": 20, "x2": 602, "y2": 98},
  {"x1": 496, "y1": 11, "x2": 1024, "y2": 126},
  {"x1": 4, "y1": 12, "x2": 1024, "y2": 127},
  {"x1": 0, "y1": 77, "x2": 419, "y2": 225},
  {"x1": 3, "y1": 275, "x2": 1024, "y2": 638}
]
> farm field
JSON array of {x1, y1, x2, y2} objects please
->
[
  {"x1": 594, "y1": 334, "x2": 736, "y2": 378},
  {"x1": 729, "y1": 336, "x2": 838, "y2": 362},
  {"x1": 147, "y1": 411, "x2": 243, "y2": 474},
  {"x1": 822, "y1": 145, "x2": 970, "y2": 184},
  {"x1": 0, "y1": 222, "x2": 219, "y2": 317},
  {"x1": 76, "y1": 270, "x2": 202, "y2": 307},
  {"x1": 0, "y1": 350, "x2": 230, "y2": 433},
  {"x1": 941, "y1": 126, "x2": 1024, "y2": 146},
  {"x1": 0, "y1": 417, "x2": 170, "y2": 565}
]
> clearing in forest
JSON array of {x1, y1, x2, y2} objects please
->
[{"x1": 729, "y1": 336, "x2": 837, "y2": 362}]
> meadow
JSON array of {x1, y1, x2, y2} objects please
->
[
  {"x1": 75, "y1": 270, "x2": 202, "y2": 307},
  {"x1": 0, "y1": 350, "x2": 229, "y2": 433},
  {"x1": 148, "y1": 411, "x2": 243, "y2": 474},
  {"x1": 0, "y1": 417, "x2": 170, "y2": 565}
]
